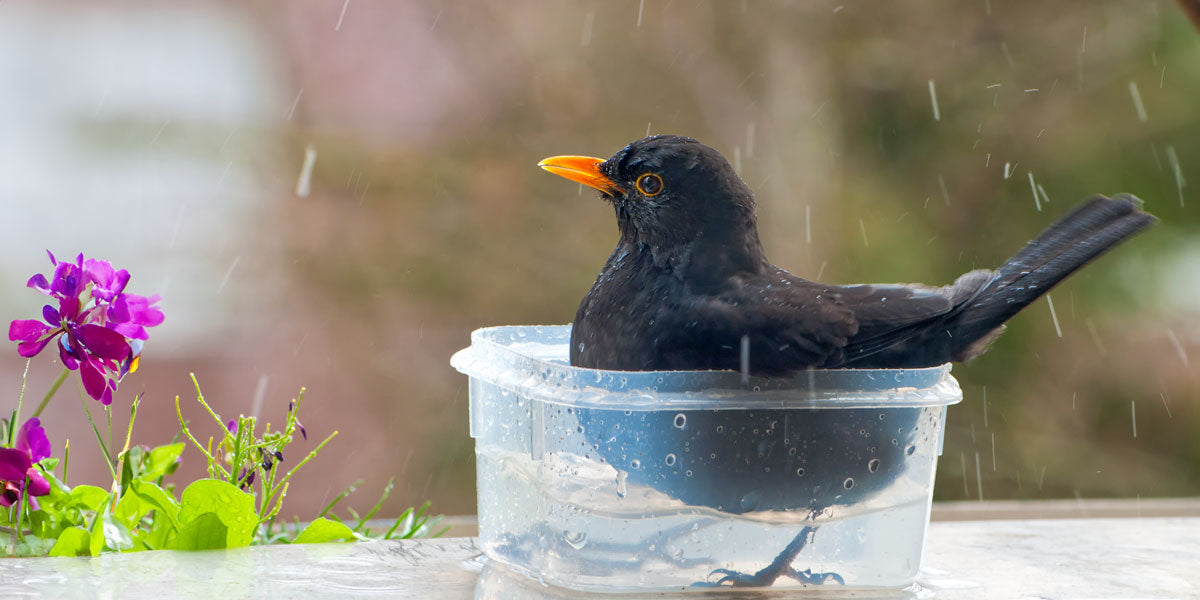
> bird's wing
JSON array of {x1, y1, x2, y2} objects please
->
[
  {"x1": 835, "y1": 270, "x2": 996, "y2": 365},
  {"x1": 652, "y1": 269, "x2": 859, "y2": 374}
]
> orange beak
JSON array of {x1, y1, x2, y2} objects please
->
[{"x1": 537, "y1": 155, "x2": 624, "y2": 195}]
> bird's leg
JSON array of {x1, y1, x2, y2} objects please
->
[{"x1": 698, "y1": 525, "x2": 843, "y2": 588}]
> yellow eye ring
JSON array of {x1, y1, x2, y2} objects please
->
[{"x1": 635, "y1": 173, "x2": 664, "y2": 196}]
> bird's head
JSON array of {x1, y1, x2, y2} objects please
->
[{"x1": 539, "y1": 136, "x2": 761, "y2": 260}]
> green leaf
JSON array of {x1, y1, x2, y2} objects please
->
[
  {"x1": 120, "y1": 445, "x2": 146, "y2": 490},
  {"x1": 176, "y1": 479, "x2": 256, "y2": 548},
  {"x1": 293, "y1": 517, "x2": 357, "y2": 544},
  {"x1": 101, "y1": 512, "x2": 134, "y2": 551},
  {"x1": 143, "y1": 443, "x2": 185, "y2": 481},
  {"x1": 12, "y1": 535, "x2": 55, "y2": 557},
  {"x1": 89, "y1": 512, "x2": 105, "y2": 556},
  {"x1": 41, "y1": 471, "x2": 73, "y2": 502},
  {"x1": 69, "y1": 485, "x2": 110, "y2": 512},
  {"x1": 144, "y1": 509, "x2": 175, "y2": 550},
  {"x1": 130, "y1": 481, "x2": 180, "y2": 528},
  {"x1": 29, "y1": 509, "x2": 63, "y2": 539},
  {"x1": 49, "y1": 527, "x2": 92, "y2": 557},
  {"x1": 168, "y1": 512, "x2": 228, "y2": 550}
]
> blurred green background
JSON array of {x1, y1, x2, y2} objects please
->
[{"x1": 1, "y1": 1, "x2": 1196, "y2": 519}]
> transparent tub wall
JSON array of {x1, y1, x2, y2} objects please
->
[
  {"x1": 456, "y1": 326, "x2": 961, "y2": 593},
  {"x1": 470, "y1": 379, "x2": 950, "y2": 591}
]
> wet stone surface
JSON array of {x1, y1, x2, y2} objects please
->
[{"x1": 3, "y1": 517, "x2": 1199, "y2": 599}]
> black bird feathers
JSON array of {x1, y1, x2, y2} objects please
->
[{"x1": 544, "y1": 135, "x2": 1156, "y2": 376}]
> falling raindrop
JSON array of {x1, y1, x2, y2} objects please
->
[
  {"x1": 1128, "y1": 80, "x2": 1148, "y2": 123},
  {"x1": 334, "y1": 0, "x2": 351, "y2": 31},
  {"x1": 927, "y1": 79, "x2": 941, "y2": 121},
  {"x1": 580, "y1": 12, "x2": 595, "y2": 46},
  {"x1": 1046, "y1": 293, "x2": 1062, "y2": 337}
]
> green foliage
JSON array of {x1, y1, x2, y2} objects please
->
[
  {"x1": 292, "y1": 517, "x2": 357, "y2": 544},
  {"x1": 4, "y1": 374, "x2": 444, "y2": 557}
]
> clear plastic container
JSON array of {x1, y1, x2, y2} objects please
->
[{"x1": 451, "y1": 325, "x2": 962, "y2": 593}]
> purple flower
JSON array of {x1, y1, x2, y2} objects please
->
[
  {"x1": 7, "y1": 252, "x2": 164, "y2": 405},
  {"x1": 84, "y1": 258, "x2": 131, "y2": 302},
  {"x1": 107, "y1": 293, "x2": 164, "y2": 341},
  {"x1": 0, "y1": 418, "x2": 52, "y2": 511}
]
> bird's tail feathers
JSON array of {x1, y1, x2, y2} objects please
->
[{"x1": 948, "y1": 194, "x2": 1156, "y2": 360}]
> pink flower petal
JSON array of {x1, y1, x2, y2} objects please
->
[
  {"x1": 9, "y1": 319, "x2": 51, "y2": 343},
  {"x1": 79, "y1": 359, "x2": 108, "y2": 403},
  {"x1": 26, "y1": 273, "x2": 50, "y2": 294},
  {"x1": 0, "y1": 448, "x2": 32, "y2": 481},
  {"x1": 17, "y1": 336, "x2": 54, "y2": 358},
  {"x1": 24, "y1": 467, "x2": 50, "y2": 497},
  {"x1": 75, "y1": 324, "x2": 131, "y2": 361},
  {"x1": 17, "y1": 418, "x2": 52, "y2": 463}
]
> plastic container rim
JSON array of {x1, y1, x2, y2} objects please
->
[{"x1": 451, "y1": 325, "x2": 963, "y2": 411}]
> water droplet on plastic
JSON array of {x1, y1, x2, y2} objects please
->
[
  {"x1": 868, "y1": 458, "x2": 881, "y2": 472},
  {"x1": 673, "y1": 414, "x2": 687, "y2": 429},
  {"x1": 630, "y1": 458, "x2": 642, "y2": 470},
  {"x1": 564, "y1": 530, "x2": 588, "y2": 550},
  {"x1": 715, "y1": 425, "x2": 724, "y2": 433},
  {"x1": 796, "y1": 467, "x2": 806, "y2": 476},
  {"x1": 843, "y1": 477, "x2": 855, "y2": 489},
  {"x1": 665, "y1": 453, "x2": 676, "y2": 466},
  {"x1": 616, "y1": 471, "x2": 628, "y2": 498},
  {"x1": 905, "y1": 443, "x2": 917, "y2": 456}
]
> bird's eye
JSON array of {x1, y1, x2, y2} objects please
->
[{"x1": 635, "y1": 173, "x2": 664, "y2": 196}]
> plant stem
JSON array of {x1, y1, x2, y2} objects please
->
[
  {"x1": 32, "y1": 367, "x2": 70, "y2": 418},
  {"x1": 11, "y1": 360, "x2": 31, "y2": 446},
  {"x1": 62, "y1": 439, "x2": 70, "y2": 483},
  {"x1": 115, "y1": 395, "x2": 141, "y2": 492},
  {"x1": 174, "y1": 395, "x2": 228, "y2": 479},
  {"x1": 80, "y1": 393, "x2": 119, "y2": 484}
]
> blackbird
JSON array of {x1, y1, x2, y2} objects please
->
[
  {"x1": 537, "y1": 135, "x2": 1156, "y2": 587},
  {"x1": 540, "y1": 135, "x2": 1155, "y2": 375}
]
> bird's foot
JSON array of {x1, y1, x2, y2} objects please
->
[
  {"x1": 699, "y1": 566, "x2": 844, "y2": 588},
  {"x1": 691, "y1": 525, "x2": 844, "y2": 588},
  {"x1": 791, "y1": 568, "x2": 845, "y2": 585}
]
